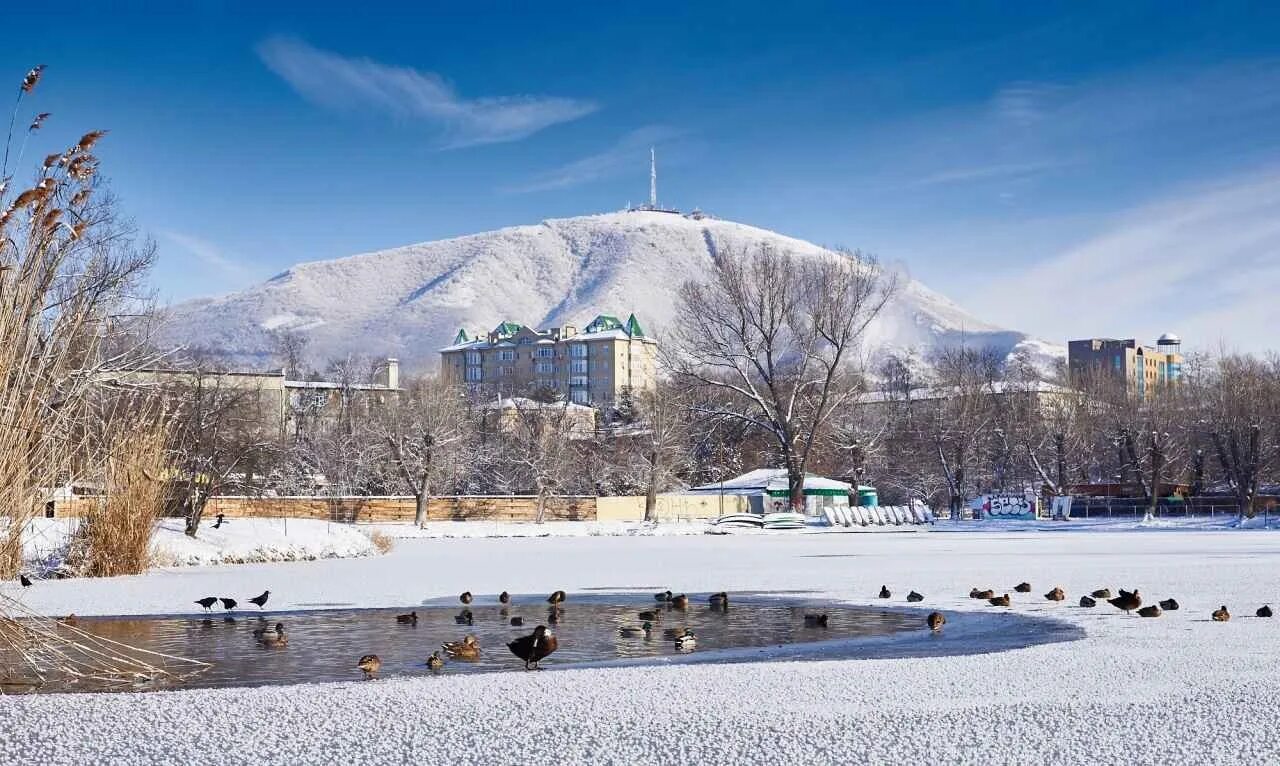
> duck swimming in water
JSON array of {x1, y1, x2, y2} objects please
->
[
  {"x1": 507, "y1": 625, "x2": 558, "y2": 670},
  {"x1": 654, "y1": 590, "x2": 673, "y2": 602},
  {"x1": 709, "y1": 592, "x2": 729, "y2": 608},
  {"x1": 674, "y1": 629, "x2": 697, "y2": 650},
  {"x1": 670, "y1": 594, "x2": 690, "y2": 610},
  {"x1": 927, "y1": 612, "x2": 946, "y2": 631},
  {"x1": 619, "y1": 622, "x2": 652, "y2": 638},
  {"x1": 426, "y1": 652, "x2": 445, "y2": 670},
  {"x1": 459, "y1": 591, "x2": 472, "y2": 605},
  {"x1": 547, "y1": 590, "x2": 566, "y2": 606},
  {"x1": 804, "y1": 613, "x2": 829, "y2": 628},
  {"x1": 256, "y1": 622, "x2": 287, "y2": 647},
  {"x1": 356, "y1": 654, "x2": 381, "y2": 679},
  {"x1": 396, "y1": 611, "x2": 418, "y2": 625},
  {"x1": 442, "y1": 634, "x2": 480, "y2": 660}
]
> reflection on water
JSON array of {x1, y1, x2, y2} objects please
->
[{"x1": 15, "y1": 597, "x2": 920, "y2": 694}]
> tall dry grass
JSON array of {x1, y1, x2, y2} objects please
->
[{"x1": 66, "y1": 413, "x2": 172, "y2": 577}]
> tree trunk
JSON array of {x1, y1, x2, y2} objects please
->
[
  {"x1": 1054, "y1": 433, "x2": 1067, "y2": 492},
  {"x1": 414, "y1": 493, "x2": 428, "y2": 527},
  {"x1": 1146, "y1": 431, "x2": 1163, "y2": 521},
  {"x1": 535, "y1": 483, "x2": 548, "y2": 524},
  {"x1": 644, "y1": 448, "x2": 659, "y2": 522},
  {"x1": 185, "y1": 488, "x2": 207, "y2": 537},
  {"x1": 788, "y1": 469, "x2": 805, "y2": 513}
]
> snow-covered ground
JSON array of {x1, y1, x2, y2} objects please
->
[
  {"x1": 360, "y1": 519, "x2": 713, "y2": 539},
  {"x1": 3, "y1": 524, "x2": 1280, "y2": 764},
  {"x1": 21, "y1": 517, "x2": 381, "y2": 572}
]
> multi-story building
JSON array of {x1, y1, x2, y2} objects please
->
[
  {"x1": 1067, "y1": 334, "x2": 1182, "y2": 396},
  {"x1": 440, "y1": 314, "x2": 658, "y2": 407},
  {"x1": 102, "y1": 359, "x2": 401, "y2": 440}
]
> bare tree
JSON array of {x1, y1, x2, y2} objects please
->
[
  {"x1": 627, "y1": 382, "x2": 691, "y2": 521},
  {"x1": 669, "y1": 245, "x2": 894, "y2": 510},
  {"x1": 368, "y1": 376, "x2": 467, "y2": 526}
]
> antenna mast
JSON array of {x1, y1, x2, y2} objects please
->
[{"x1": 649, "y1": 147, "x2": 657, "y2": 209}]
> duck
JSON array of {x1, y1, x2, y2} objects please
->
[
  {"x1": 1108, "y1": 590, "x2": 1141, "y2": 614},
  {"x1": 1137, "y1": 605, "x2": 1162, "y2": 618},
  {"x1": 455, "y1": 609, "x2": 474, "y2": 626},
  {"x1": 1258, "y1": 605, "x2": 1273, "y2": 618},
  {"x1": 499, "y1": 591, "x2": 511, "y2": 605},
  {"x1": 637, "y1": 609, "x2": 663, "y2": 622},
  {"x1": 709, "y1": 592, "x2": 729, "y2": 608},
  {"x1": 670, "y1": 594, "x2": 690, "y2": 610},
  {"x1": 257, "y1": 623, "x2": 288, "y2": 647},
  {"x1": 969, "y1": 588, "x2": 982, "y2": 599},
  {"x1": 1079, "y1": 596, "x2": 1097, "y2": 608},
  {"x1": 878, "y1": 585, "x2": 891, "y2": 599},
  {"x1": 510, "y1": 616, "x2": 525, "y2": 627},
  {"x1": 442, "y1": 634, "x2": 481, "y2": 660},
  {"x1": 356, "y1": 654, "x2": 381, "y2": 679},
  {"x1": 396, "y1": 611, "x2": 418, "y2": 625},
  {"x1": 927, "y1": 612, "x2": 946, "y2": 631},
  {"x1": 1212, "y1": 606, "x2": 1231, "y2": 622},
  {"x1": 906, "y1": 591, "x2": 924, "y2": 603},
  {"x1": 459, "y1": 591, "x2": 473, "y2": 605},
  {"x1": 507, "y1": 625, "x2": 558, "y2": 670},
  {"x1": 619, "y1": 622, "x2": 652, "y2": 638},
  {"x1": 1091, "y1": 588, "x2": 1112, "y2": 600},
  {"x1": 1014, "y1": 582, "x2": 1032, "y2": 593},
  {"x1": 547, "y1": 590, "x2": 566, "y2": 605},
  {"x1": 1159, "y1": 598, "x2": 1180, "y2": 611},
  {"x1": 972, "y1": 589, "x2": 995, "y2": 600},
  {"x1": 654, "y1": 590, "x2": 673, "y2": 602},
  {"x1": 804, "y1": 613, "x2": 829, "y2": 628},
  {"x1": 426, "y1": 652, "x2": 445, "y2": 670},
  {"x1": 988, "y1": 594, "x2": 1011, "y2": 607},
  {"x1": 674, "y1": 629, "x2": 697, "y2": 650},
  {"x1": 1044, "y1": 587, "x2": 1065, "y2": 602}
]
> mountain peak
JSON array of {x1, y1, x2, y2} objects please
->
[{"x1": 161, "y1": 211, "x2": 1059, "y2": 371}]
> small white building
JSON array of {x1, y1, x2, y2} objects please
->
[{"x1": 687, "y1": 469, "x2": 852, "y2": 518}]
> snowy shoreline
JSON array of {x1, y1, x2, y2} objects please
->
[{"x1": 4, "y1": 527, "x2": 1280, "y2": 764}]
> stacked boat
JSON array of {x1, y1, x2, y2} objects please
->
[{"x1": 712, "y1": 512, "x2": 807, "y2": 530}]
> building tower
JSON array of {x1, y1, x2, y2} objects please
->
[{"x1": 649, "y1": 147, "x2": 657, "y2": 209}]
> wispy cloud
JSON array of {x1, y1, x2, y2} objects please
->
[
  {"x1": 985, "y1": 168, "x2": 1280, "y2": 351},
  {"x1": 256, "y1": 36, "x2": 597, "y2": 149},
  {"x1": 503, "y1": 126, "x2": 681, "y2": 193},
  {"x1": 910, "y1": 159, "x2": 1070, "y2": 187},
  {"x1": 161, "y1": 231, "x2": 256, "y2": 282}
]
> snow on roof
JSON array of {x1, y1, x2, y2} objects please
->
[
  {"x1": 483, "y1": 397, "x2": 595, "y2": 413},
  {"x1": 687, "y1": 468, "x2": 851, "y2": 495}
]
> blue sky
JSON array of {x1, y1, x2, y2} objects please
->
[{"x1": 5, "y1": 2, "x2": 1280, "y2": 351}]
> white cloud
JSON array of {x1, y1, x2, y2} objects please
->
[
  {"x1": 985, "y1": 169, "x2": 1280, "y2": 352},
  {"x1": 257, "y1": 36, "x2": 597, "y2": 149},
  {"x1": 503, "y1": 126, "x2": 681, "y2": 193},
  {"x1": 910, "y1": 159, "x2": 1069, "y2": 187},
  {"x1": 161, "y1": 231, "x2": 256, "y2": 282}
]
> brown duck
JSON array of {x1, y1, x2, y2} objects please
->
[
  {"x1": 804, "y1": 613, "x2": 829, "y2": 628},
  {"x1": 1079, "y1": 596, "x2": 1096, "y2": 607},
  {"x1": 442, "y1": 634, "x2": 481, "y2": 661},
  {"x1": 988, "y1": 594, "x2": 1011, "y2": 607},
  {"x1": 459, "y1": 591, "x2": 473, "y2": 605},
  {"x1": 426, "y1": 651, "x2": 445, "y2": 670},
  {"x1": 927, "y1": 611, "x2": 946, "y2": 631},
  {"x1": 1212, "y1": 606, "x2": 1230, "y2": 622},
  {"x1": 356, "y1": 654, "x2": 381, "y2": 679},
  {"x1": 1159, "y1": 598, "x2": 1179, "y2": 611},
  {"x1": 1044, "y1": 587, "x2": 1065, "y2": 602},
  {"x1": 499, "y1": 591, "x2": 511, "y2": 605},
  {"x1": 547, "y1": 590, "x2": 566, "y2": 606},
  {"x1": 906, "y1": 591, "x2": 924, "y2": 603},
  {"x1": 507, "y1": 625, "x2": 558, "y2": 670},
  {"x1": 396, "y1": 611, "x2": 418, "y2": 625},
  {"x1": 1091, "y1": 588, "x2": 1112, "y2": 599},
  {"x1": 972, "y1": 589, "x2": 995, "y2": 600},
  {"x1": 1137, "y1": 605, "x2": 1161, "y2": 618},
  {"x1": 709, "y1": 592, "x2": 729, "y2": 609},
  {"x1": 1108, "y1": 589, "x2": 1141, "y2": 614},
  {"x1": 1014, "y1": 582, "x2": 1032, "y2": 593},
  {"x1": 670, "y1": 594, "x2": 690, "y2": 610}
]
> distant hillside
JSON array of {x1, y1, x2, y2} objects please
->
[{"x1": 160, "y1": 211, "x2": 1062, "y2": 371}]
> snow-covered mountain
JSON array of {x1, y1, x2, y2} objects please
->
[{"x1": 161, "y1": 211, "x2": 1062, "y2": 371}]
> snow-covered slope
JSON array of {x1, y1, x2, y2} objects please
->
[{"x1": 161, "y1": 211, "x2": 1061, "y2": 370}]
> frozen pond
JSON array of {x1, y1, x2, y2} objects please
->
[{"x1": 8, "y1": 594, "x2": 928, "y2": 693}]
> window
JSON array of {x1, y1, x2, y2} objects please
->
[
  {"x1": 571, "y1": 389, "x2": 590, "y2": 404},
  {"x1": 498, "y1": 350, "x2": 516, "y2": 362},
  {"x1": 571, "y1": 359, "x2": 588, "y2": 374},
  {"x1": 537, "y1": 347, "x2": 554, "y2": 358},
  {"x1": 518, "y1": 337, "x2": 532, "y2": 345},
  {"x1": 499, "y1": 366, "x2": 514, "y2": 376},
  {"x1": 569, "y1": 344, "x2": 588, "y2": 358},
  {"x1": 570, "y1": 376, "x2": 588, "y2": 387},
  {"x1": 465, "y1": 367, "x2": 483, "y2": 382},
  {"x1": 465, "y1": 351, "x2": 482, "y2": 365},
  {"x1": 535, "y1": 362, "x2": 555, "y2": 374}
]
